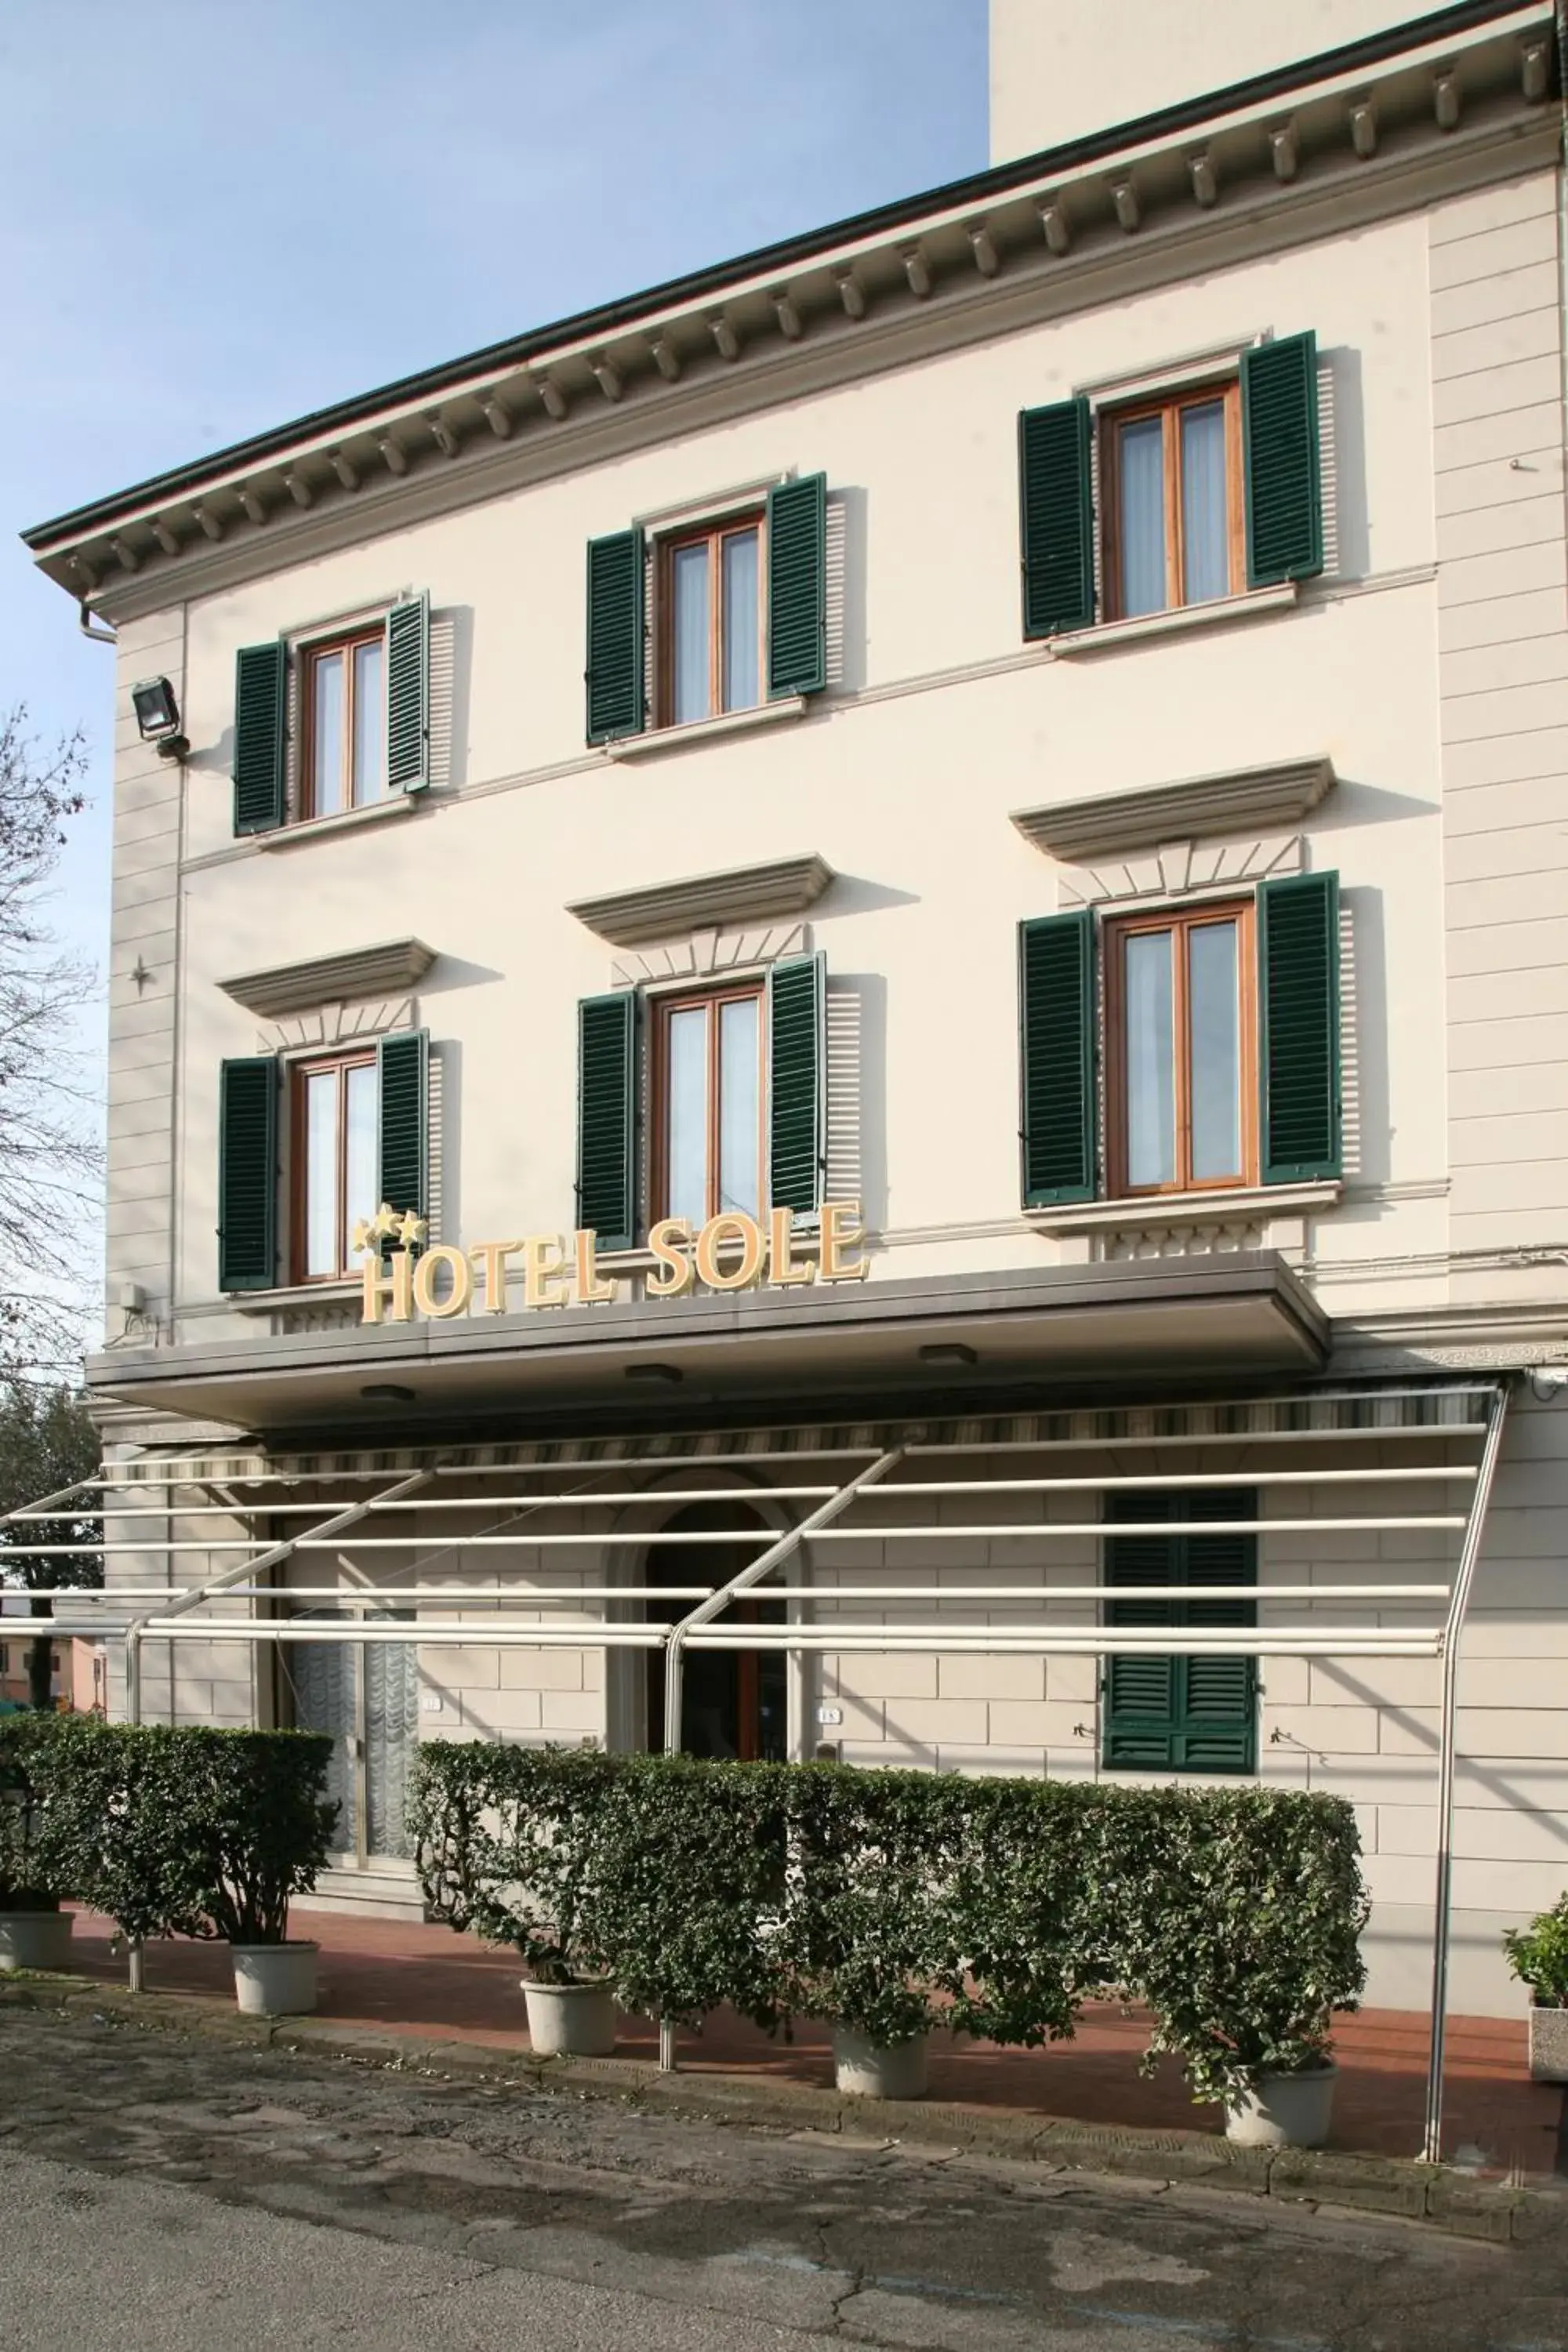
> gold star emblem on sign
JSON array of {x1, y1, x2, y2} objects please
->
[
  {"x1": 395, "y1": 1210, "x2": 428, "y2": 1248},
  {"x1": 352, "y1": 1203, "x2": 404, "y2": 1252}
]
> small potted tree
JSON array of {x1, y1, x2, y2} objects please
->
[
  {"x1": 194, "y1": 1730, "x2": 337, "y2": 2016},
  {"x1": 1504, "y1": 1896, "x2": 1568, "y2": 2082},
  {"x1": 786, "y1": 1764, "x2": 964, "y2": 2101},
  {"x1": 1127, "y1": 1788, "x2": 1369, "y2": 2151},
  {"x1": 0, "y1": 1716, "x2": 74, "y2": 1971},
  {"x1": 412, "y1": 1741, "x2": 619, "y2": 2057}
]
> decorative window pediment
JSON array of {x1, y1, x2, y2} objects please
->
[
  {"x1": 1011, "y1": 756, "x2": 1335, "y2": 866},
  {"x1": 568, "y1": 851, "x2": 833, "y2": 949},
  {"x1": 219, "y1": 937, "x2": 437, "y2": 1018}
]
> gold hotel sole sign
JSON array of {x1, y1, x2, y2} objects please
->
[{"x1": 354, "y1": 1203, "x2": 869, "y2": 1324}]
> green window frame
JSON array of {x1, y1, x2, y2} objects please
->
[{"x1": 1102, "y1": 1488, "x2": 1258, "y2": 1775}]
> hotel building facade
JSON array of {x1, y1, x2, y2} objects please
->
[{"x1": 21, "y1": 0, "x2": 1568, "y2": 2018}]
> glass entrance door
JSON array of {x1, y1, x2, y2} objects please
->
[{"x1": 285, "y1": 1613, "x2": 418, "y2": 1866}]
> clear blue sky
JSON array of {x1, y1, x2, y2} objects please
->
[{"x1": 2, "y1": 0, "x2": 988, "y2": 1033}]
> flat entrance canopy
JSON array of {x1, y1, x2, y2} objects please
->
[
  {"x1": 5, "y1": 1373, "x2": 1508, "y2": 2167},
  {"x1": 80, "y1": 1253, "x2": 1327, "y2": 1432}
]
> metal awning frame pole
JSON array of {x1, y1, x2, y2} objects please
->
[
  {"x1": 1421, "y1": 1378, "x2": 1510, "y2": 2166},
  {"x1": 118, "y1": 1462, "x2": 436, "y2": 1993},
  {"x1": 123, "y1": 1465, "x2": 438, "y2": 1725},
  {"x1": 0, "y1": 1472, "x2": 107, "y2": 1531},
  {"x1": 655, "y1": 1443, "x2": 905, "y2": 2072}
]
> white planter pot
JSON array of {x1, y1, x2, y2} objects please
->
[
  {"x1": 1527, "y1": 2003, "x2": 1568, "y2": 2083},
  {"x1": 833, "y1": 2028, "x2": 929, "y2": 2101},
  {"x1": 230, "y1": 1940, "x2": 320, "y2": 2016},
  {"x1": 1224, "y1": 2062, "x2": 1338, "y2": 2149},
  {"x1": 522, "y1": 1980, "x2": 617, "y2": 2058},
  {"x1": 0, "y1": 1909, "x2": 73, "y2": 1973}
]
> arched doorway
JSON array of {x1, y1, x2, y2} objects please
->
[{"x1": 643, "y1": 1500, "x2": 787, "y2": 1761}]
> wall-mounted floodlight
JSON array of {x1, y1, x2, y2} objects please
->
[{"x1": 131, "y1": 676, "x2": 189, "y2": 760}]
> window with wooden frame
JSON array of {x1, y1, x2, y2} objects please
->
[
  {"x1": 1101, "y1": 379, "x2": 1244, "y2": 622},
  {"x1": 291, "y1": 1049, "x2": 379, "y2": 1282},
  {"x1": 1105, "y1": 898, "x2": 1256, "y2": 1197},
  {"x1": 658, "y1": 512, "x2": 765, "y2": 728},
  {"x1": 650, "y1": 980, "x2": 766, "y2": 1225},
  {"x1": 301, "y1": 624, "x2": 388, "y2": 818}
]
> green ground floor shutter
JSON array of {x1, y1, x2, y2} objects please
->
[
  {"x1": 577, "y1": 993, "x2": 640, "y2": 1250},
  {"x1": 218, "y1": 1056, "x2": 279, "y2": 1290},
  {"x1": 1102, "y1": 1491, "x2": 1258, "y2": 1774},
  {"x1": 377, "y1": 1031, "x2": 429, "y2": 1224},
  {"x1": 768, "y1": 953, "x2": 824, "y2": 1217}
]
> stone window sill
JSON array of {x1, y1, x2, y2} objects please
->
[
  {"x1": 604, "y1": 696, "x2": 807, "y2": 760},
  {"x1": 1027, "y1": 1179, "x2": 1341, "y2": 1236},
  {"x1": 1049, "y1": 583, "x2": 1298, "y2": 659},
  {"x1": 259, "y1": 792, "x2": 420, "y2": 851}
]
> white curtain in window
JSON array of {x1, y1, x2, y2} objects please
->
[
  {"x1": 1118, "y1": 416, "x2": 1167, "y2": 617},
  {"x1": 1181, "y1": 402, "x2": 1229, "y2": 604}
]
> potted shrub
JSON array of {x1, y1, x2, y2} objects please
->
[
  {"x1": 0, "y1": 1715, "x2": 74, "y2": 1971},
  {"x1": 189, "y1": 1730, "x2": 337, "y2": 2015},
  {"x1": 786, "y1": 1765, "x2": 966, "y2": 2100},
  {"x1": 1116, "y1": 1788, "x2": 1370, "y2": 2151},
  {"x1": 412, "y1": 1741, "x2": 619, "y2": 2056},
  {"x1": 1504, "y1": 1896, "x2": 1568, "y2": 2082},
  {"x1": 67, "y1": 1725, "x2": 336, "y2": 2013}
]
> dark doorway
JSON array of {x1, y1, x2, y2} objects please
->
[{"x1": 643, "y1": 1501, "x2": 788, "y2": 1761}]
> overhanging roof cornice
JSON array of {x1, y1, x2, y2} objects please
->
[{"x1": 24, "y1": 2, "x2": 1554, "y2": 612}]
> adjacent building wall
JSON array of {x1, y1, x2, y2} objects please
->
[{"x1": 989, "y1": 0, "x2": 1447, "y2": 164}]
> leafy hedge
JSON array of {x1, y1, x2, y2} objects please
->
[
  {"x1": 410, "y1": 1747, "x2": 1369, "y2": 2102},
  {"x1": 0, "y1": 1715, "x2": 336, "y2": 1944},
  {"x1": 0, "y1": 1709, "x2": 79, "y2": 1907}
]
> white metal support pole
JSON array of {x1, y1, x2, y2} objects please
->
[
  {"x1": 1421, "y1": 1381, "x2": 1509, "y2": 2166},
  {"x1": 655, "y1": 1443, "x2": 906, "y2": 2071}
]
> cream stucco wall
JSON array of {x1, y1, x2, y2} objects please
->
[
  {"x1": 153, "y1": 200, "x2": 1461, "y2": 1340},
  {"x1": 989, "y1": 0, "x2": 1448, "y2": 163}
]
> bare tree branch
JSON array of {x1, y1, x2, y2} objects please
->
[{"x1": 0, "y1": 707, "x2": 104, "y2": 1377}]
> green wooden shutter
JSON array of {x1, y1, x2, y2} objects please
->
[
  {"x1": 1019, "y1": 910, "x2": 1096, "y2": 1206},
  {"x1": 1103, "y1": 1491, "x2": 1257, "y2": 1774},
  {"x1": 232, "y1": 641, "x2": 286, "y2": 835},
  {"x1": 377, "y1": 1031, "x2": 429, "y2": 1223},
  {"x1": 1260, "y1": 870, "x2": 1341, "y2": 1182},
  {"x1": 1175, "y1": 1504, "x2": 1258, "y2": 1773},
  {"x1": 386, "y1": 594, "x2": 430, "y2": 791},
  {"x1": 1241, "y1": 332, "x2": 1323, "y2": 586},
  {"x1": 218, "y1": 1056, "x2": 278, "y2": 1291},
  {"x1": 585, "y1": 529, "x2": 645, "y2": 742},
  {"x1": 1018, "y1": 397, "x2": 1094, "y2": 638},
  {"x1": 577, "y1": 993, "x2": 640, "y2": 1250},
  {"x1": 1104, "y1": 1504, "x2": 1181, "y2": 1768},
  {"x1": 767, "y1": 473, "x2": 827, "y2": 698},
  {"x1": 768, "y1": 953, "x2": 825, "y2": 1218}
]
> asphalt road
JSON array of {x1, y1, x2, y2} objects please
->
[{"x1": 0, "y1": 2006, "x2": 1564, "y2": 2352}]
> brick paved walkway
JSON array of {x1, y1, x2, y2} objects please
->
[{"x1": 57, "y1": 1905, "x2": 1563, "y2": 2183}]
